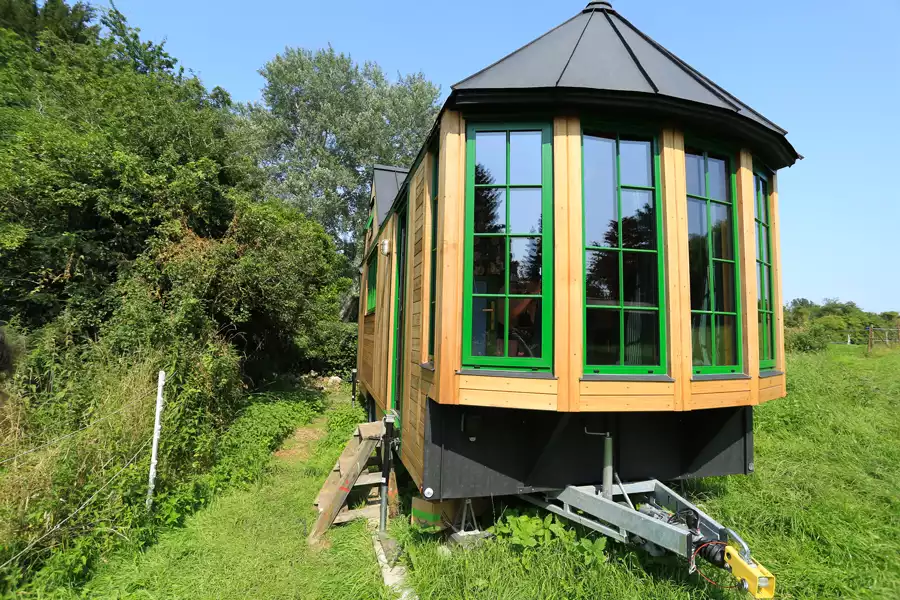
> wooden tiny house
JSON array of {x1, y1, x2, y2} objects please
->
[{"x1": 357, "y1": 1, "x2": 798, "y2": 501}]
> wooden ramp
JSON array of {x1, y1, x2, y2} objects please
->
[{"x1": 308, "y1": 421, "x2": 385, "y2": 544}]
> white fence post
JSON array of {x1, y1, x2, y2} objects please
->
[{"x1": 146, "y1": 370, "x2": 166, "y2": 510}]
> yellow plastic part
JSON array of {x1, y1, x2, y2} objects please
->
[{"x1": 724, "y1": 545, "x2": 776, "y2": 599}]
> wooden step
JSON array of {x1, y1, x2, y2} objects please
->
[
  {"x1": 354, "y1": 471, "x2": 385, "y2": 487},
  {"x1": 333, "y1": 504, "x2": 380, "y2": 525}
]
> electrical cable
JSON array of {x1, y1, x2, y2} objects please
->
[
  {"x1": 690, "y1": 540, "x2": 739, "y2": 589},
  {"x1": 0, "y1": 438, "x2": 151, "y2": 571}
]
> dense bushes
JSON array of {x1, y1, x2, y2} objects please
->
[{"x1": 785, "y1": 324, "x2": 831, "y2": 353}]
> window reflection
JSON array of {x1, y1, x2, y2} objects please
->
[
  {"x1": 475, "y1": 131, "x2": 506, "y2": 185},
  {"x1": 474, "y1": 186, "x2": 505, "y2": 233},
  {"x1": 509, "y1": 298, "x2": 541, "y2": 358},
  {"x1": 471, "y1": 297, "x2": 504, "y2": 357},
  {"x1": 586, "y1": 250, "x2": 619, "y2": 306},
  {"x1": 509, "y1": 131, "x2": 542, "y2": 185},
  {"x1": 620, "y1": 140, "x2": 652, "y2": 187},
  {"x1": 584, "y1": 135, "x2": 617, "y2": 248},
  {"x1": 472, "y1": 237, "x2": 505, "y2": 294},
  {"x1": 624, "y1": 311, "x2": 659, "y2": 366},
  {"x1": 621, "y1": 189, "x2": 655, "y2": 249},
  {"x1": 509, "y1": 188, "x2": 542, "y2": 234},
  {"x1": 509, "y1": 237, "x2": 542, "y2": 295},
  {"x1": 586, "y1": 309, "x2": 620, "y2": 366}
]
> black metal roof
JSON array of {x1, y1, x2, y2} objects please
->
[
  {"x1": 372, "y1": 164, "x2": 409, "y2": 227},
  {"x1": 451, "y1": 1, "x2": 799, "y2": 169}
]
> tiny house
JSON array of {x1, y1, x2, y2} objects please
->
[{"x1": 357, "y1": 1, "x2": 798, "y2": 501}]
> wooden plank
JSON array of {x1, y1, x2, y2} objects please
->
[
  {"x1": 770, "y1": 172, "x2": 785, "y2": 374},
  {"x1": 759, "y1": 374, "x2": 784, "y2": 390},
  {"x1": 691, "y1": 378, "x2": 752, "y2": 395},
  {"x1": 660, "y1": 129, "x2": 690, "y2": 411},
  {"x1": 354, "y1": 471, "x2": 385, "y2": 487},
  {"x1": 759, "y1": 384, "x2": 785, "y2": 403},
  {"x1": 580, "y1": 380, "x2": 675, "y2": 396},
  {"x1": 687, "y1": 390, "x2": 753, "y2": 410},
  {"x1": 333, "y1": 504, "x2": 380, "y2": 525},
  {"x1": 458, "y1": 389, "x2": 556, "y2": 411},
  {"x1": 737, "y1": 150, "x2": 760, "y2": 405},
  {"x1": 308, "y1": 435, "x2": 381, "y2": 544},
  {"x1": 566, "y1": 117, "x2": 585, "y2": 413},
  {"x1": 458, "y1": 374, "x2": 558, "y2": 395},
  {"x1": 579, "y1": 395, "x2": 676, "y2": 412},
  {"x1": 435, "y1": 110, "x2": 465, "y2": 405},
  {"x1": 553, "y1": 116, "x2": 571, "y2": 412}
]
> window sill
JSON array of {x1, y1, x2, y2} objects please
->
[
  {"x1": 759, "y1": 370, "x2": 784, "y2": 379},
  {"x1": 581, "y1": 374, "x2": 675, "y2": 383},
  {"x1": 691, "y1": 373, "x2": 751, "y2": 382},
  {"x1": 457, "y1": 369, "x2": 557, "y2": 380},
  {"x1": 420, "y1": 362, "x2": 435, "y2": 372}
]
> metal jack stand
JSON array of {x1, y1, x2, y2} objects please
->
[{"x1": 448, "y1": 499, "x2": 490, "y2": 547}]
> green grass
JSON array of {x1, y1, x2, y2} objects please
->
[
  {"x1": 60, "y1": 348, "x2": 900, "y2": 599},
  {"x1": 397, "y1": 346, "x2": 900, "y2": 600},
  {"x1": 65, "y1": 394, "x2": 388, "y2": 600}
]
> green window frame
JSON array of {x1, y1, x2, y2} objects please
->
[
  {"x1": 427, "y1": 145, "x2": 439, "y2": 363},
  {"x1": 462, "y1": 122, "x2": 554, "y2": 371},
  {"x1": 685, "y1": 147, "x2": 742, "y2": 375},
  {"x1": 581, "y1": 128, "x2": 667, "y2": 375},
  {"x1": 754, "y1": 168, "x2": 776, "y2": 370},
  {"x1": 366, "y1": 253, "x2": 377, "y2": 314}
]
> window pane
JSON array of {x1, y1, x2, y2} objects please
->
[
  {"x1": 714, "y1": 261, "x2": 735, "y2": 313},
  {"x1": 620, "y1": 140, "x2": 652, "y2": 187},
  {"x1": 621, "y1": 189, "x2": 655, "y2": 249},
  {"x1": 716, "y1": 314, "x2": 738, "y2": 366},
  {"x1": 691, "y1": 313, "x2": 713, "y2": 366},
  {"x1": 474, "y1": 187, "x2": 505, "y2": 233},
  {"x1": 708, "y1": 157, "x2": 728, "y2": 201},
  {"x1": 624, "y1": 311, "x2": 659, "y2": 366},
  {"x1": 472, "y1": 237, "x2": 505, "y2": 294},
  {"x1": 471, "y1": 297, "x2": 504, "y2": 357},
  {"x1": 623, "y1": 252, "x2": 658, "y2": 308},
  {"x1": 760, "y1": 225, "x2": 769, "y2": 263},
  {"x1": 509, "y1": 131, "x2": 542, "y2": 185},
  {"x1": 475, "y1": 131, "x2": 506, "y2": 185},
  {"x1": 757, "y1": 263, "x2": 764, "y2": 308},
  {"x1": 754, "y1": 177, "x2": 761, "y2": 221},
  {"x1": 586, "y1": 250, "x2": 619, "y2": 306},
  {"x1": 759, "y1": 182, "x2": 769, "y2": 224},
  {"x1": 688, "y1": 199, "x2": 709, "y2": 311},
  {"x1": 509, "y1": 298, "x2": 542, "y2": 358},
  {"x1": 586, "y1": 308, "x2": 620, "y2": 366},
  {"x1": 710, "y1": 202, "x2": 732, "y2": 259},
  {"x1": 760, "y1": 264, "x2": 770, "y2": 310},
  {"x1": 584, "y1": 135, "x2": 618, "y2": 248},
  {"x1": 509, "y1": 237, "x2": 542, "y2": 295},
  {"x1": 508, "y1": 188, "x2": 542, "y2": 234},
  {"x1": 686, "y1": 153, "x2": 705, "y2": 197},
  {"x1": 758, "y1": 311, "x2": 767, "y2": 361}
]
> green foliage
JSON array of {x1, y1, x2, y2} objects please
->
[
  {"x1": 785, "y1": 323, "x2": 830, "y2": 353},
  {"x1": 0, "y1": 0, "x2": 97, "y2": 46},
  {"x1": 249, "y1": 46, "x2": 440, "y2": 264},
  {"x1": 490, "y1": 510, "x2": 607, "y2": 566},
  {"x1": 785, "y1": 297, "x2": 898, "y2": 344}
]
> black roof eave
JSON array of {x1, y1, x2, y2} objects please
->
[{"x1": 448, "y1": 88, "x2": 800, "y2": 171}]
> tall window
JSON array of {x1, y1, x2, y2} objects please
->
[
  {"x1": 427, "y1": 147, "x2": 439, "y2": 363},
  {"x1": 366, "y1": 254, "x2": 377, "y2": 314},
  {"x1": 582, "y1": 131, "x2": 666, "y2": 374},
  {"x1": 462, "y1": 123, "x2": 553, "y2": 371},
  {"x1": 754, "y1": 169, "x2": 776, "y2": 370},
  {"x1": 686, "y1": 149, "x2": 741, "y2": 374}
]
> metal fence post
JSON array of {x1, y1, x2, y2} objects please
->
[{"x1": 146, "y1": 370, "x2": 166, "y2": 510}]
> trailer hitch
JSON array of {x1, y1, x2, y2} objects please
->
[{"x1": 521, "y1": 479, "x2": 776, "y2": 599}]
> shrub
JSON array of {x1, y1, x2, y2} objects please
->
[{"x1": 785, "y1": 323, "x2": 831, "y2": 353}]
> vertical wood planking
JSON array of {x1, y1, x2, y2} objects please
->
[
  {"x1": 770, "y1": 172, "x2": 786, "y2": 389},
  {"x1": 737, "y1": 150, "x2": 760, "y2": 404},
  {"x1": 435, "y1": 110, "x2": 464, "y2": 405},
  {"x1": 566, "y1": 117, "x2": 584, "y2": 412},
  {"x1": 552, "y1": 117, "x2": 570, "y2": 412},
  {"x1": 660, "y1": 129, "x2": 690, "y2": 410}
]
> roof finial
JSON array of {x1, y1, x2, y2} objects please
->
[{"x1": 584, "y1": 0, "x2": 613, "y2": 12}]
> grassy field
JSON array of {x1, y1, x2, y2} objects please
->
[{"x1": 67, "y1": 347, "x2": 899, "y2": 599}]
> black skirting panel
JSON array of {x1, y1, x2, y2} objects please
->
[{"x1": 421, "y1": 399, "x2": 753, "y2": 500}]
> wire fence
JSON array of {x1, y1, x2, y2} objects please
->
[
  {"x1": 827, "y1": 327, "x2": 900, "y2": 349},
  {"x1": 0, "y1": 438, "x2": 152, "y2": 570},
  {"x1": 0, "y1": 374, "x2": 167, "y2": 574}
]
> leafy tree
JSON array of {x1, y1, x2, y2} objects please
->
[
  {"x1": 249, "y1": 46, "x2": 440, "y2": 264},
  {"x1": 0, "y1": 0, "x2": 96, "y2": 45}
]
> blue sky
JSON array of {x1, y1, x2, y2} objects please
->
[{"x1": 112, "y1": 0, "x2": 899, "y2": 313}]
